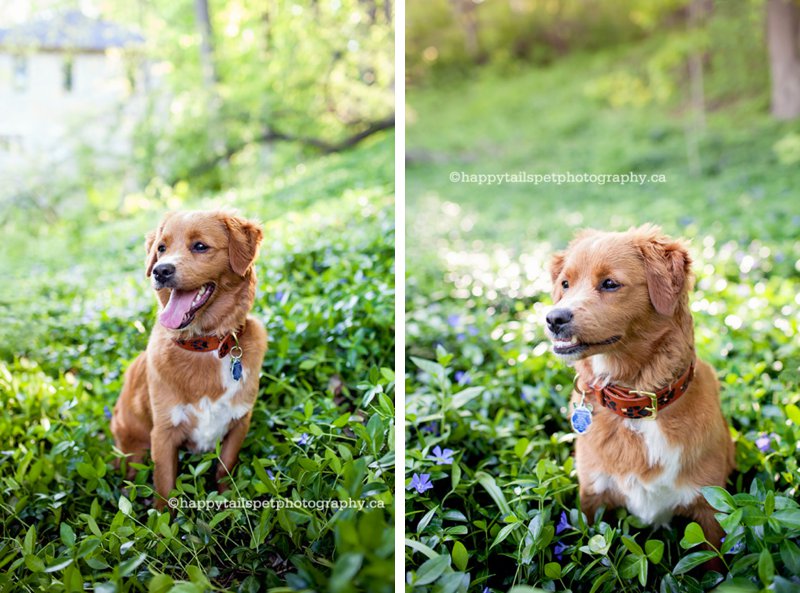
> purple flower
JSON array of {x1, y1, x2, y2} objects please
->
[
  {"x1": 407, "y1": 473, "x2": 434, "y2": 493},
  {"x1": 456, "y1": 333, "x2": 466, "y2": 342},
  {"x1": 554, "y1": 541, "x2": 568, "y2": 561},
  {"x1": 454, "y1": 370, "x2": 471, "y2": 385},
  {"x1": 482, "y1": 588, "x2": 490, "y2": 593},
  {"x1": 298, "y1": 433, "x2": 310, "y2": 446},
  {"x1": 275, "y1": 290, "x2": 286, "y2": 301},
  {"x1": 420, "y1": 422, "x2": 439, "y2": 435},
  {"x1": 428, "y1": 445, "x2": 456, "y2": 465},
  {"x1": 467, "y1": 325, "x2": 479, "y2": 336},
  {"x1": 267, "y1": 469, "x2": 275, "y2": 479},
  {"x1": 103, "y1": 406, "x2": 112, "y2": 420},
  {"x1": 556, "y1": 511, "x2": 573, "y2": 534},
  {"x1": 755, "y1": 433, "x2": 776, "y2": 453},
  {"x1": 447, "y1": 314, "x2": 461, "y2": 328}
]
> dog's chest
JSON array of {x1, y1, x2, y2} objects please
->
[
  {"x1": 170, "y1": 355, "x2": 250, "y2": 452},
  {"x1": 590, "y1": 421, "x2": 698, "y2": 525}
]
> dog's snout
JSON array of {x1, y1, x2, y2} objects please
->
[
  {"x1": 546, "y1": 308, "x2": 573, "y2": 333},
  {"x1": 153, "y1": 263, "x2": 176, "y2": 283}
]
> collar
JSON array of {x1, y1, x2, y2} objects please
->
[
  {"x1": 580, "y1": 359, "x2": 695, "y2": 420},
  {"x1": 173, "y1": 326, "x2": 244, "y2": 358}
]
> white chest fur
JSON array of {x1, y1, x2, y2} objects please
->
[
  {"x1": 590, "y1": 420, "x2": 699, "y2": 525},
  {"x1": 169, "y1": 356, "x2": 250, "y2": 452}
]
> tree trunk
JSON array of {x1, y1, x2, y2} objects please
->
[
  {"x1": 449, "y1": 0, "x2": 483, "y2": 63},
  {"x1": 194, "y1": 0, "x2": 219, "y2": 88},
  {"x1": 767, "y1": 0, "x2": 800, "y2": 119}
]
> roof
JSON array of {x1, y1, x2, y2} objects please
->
[{"x1": 0, "y1": 10, "x2": 144, "y2": 52}]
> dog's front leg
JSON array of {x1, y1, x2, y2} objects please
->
[
  {"x1": 151, "y1": 429, "x2": 179, "y2": 510},
  {"x1": 215, "y1": 413, "x2": 252, "y2": 492}
]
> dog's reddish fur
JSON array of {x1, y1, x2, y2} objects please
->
[
  {"x1": 111, "y1": 211, "x2": 267, "y2": 510},
  {"x1": 547, "y1": 225, "x2": 735, "y2": 549}
]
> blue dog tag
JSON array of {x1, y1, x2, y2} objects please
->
[
  {"x1": 231, "y1": 359, "x2": 243, "y2": 381},
  {"x1": 570, "y1": 400, "x2": 593, "y2": 434}
]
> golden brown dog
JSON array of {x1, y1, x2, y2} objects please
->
[
  {"x1": 546, "y1": 224, "x2": 734, "y2": 548},
  {"x1": 111, "y1": 210, "x2": 268, "y2": 510}
]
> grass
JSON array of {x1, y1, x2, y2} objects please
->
[
  {"x1": 0, "y1": 134, "x2": 395, "y2": 592},
  {"x1": 404, "y1": 37, "x2": 800, "y2": 593}
]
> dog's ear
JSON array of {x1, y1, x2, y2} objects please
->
[
  {"x1": 638, "y1": 231, "x2": 692, "y2": 316},
  {"x1": 145, "y1": 230, "x2": 158, "y2": 278},
  {"x1": 225, "y1": 215, "x2": 264, "y2": 276},
  {"x1": 549, "y1": 251, "x2": 566, "y2": 300}
]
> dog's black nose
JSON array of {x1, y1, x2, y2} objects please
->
[
  {"x1": 546, "y1": 308, "x2": 573, "y2": 333},
  {"x1": 153, "y1": 263, "x2": 175, "y2": 282}
]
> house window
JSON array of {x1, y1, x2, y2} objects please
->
[
  {"x1": 63, "y1": 57, "x2": 73, "y2": 92},
  {"x1": 12, "y1": 56, "x2": 27, "y2": 92}
]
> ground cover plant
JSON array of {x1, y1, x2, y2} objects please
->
[
  {"x1": 0, "y1": 135, "x2": 395, "y2": 592},
  {"x1": 404, "y1": 23, "x2": 800, "y2": 593}
]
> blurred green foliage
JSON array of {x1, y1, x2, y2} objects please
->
[{"x1": 405, "y1": 8, "x2": 800, "y2": 592}]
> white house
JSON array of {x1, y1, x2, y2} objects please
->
[{"x1": 0, "y1": 10, "x2": 146, "y2": 192}]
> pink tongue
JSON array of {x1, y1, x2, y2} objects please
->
[{"x1": 159, "y1": 289, "x2": 199, "y2": 329}]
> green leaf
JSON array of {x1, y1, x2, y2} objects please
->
[
  {"x1": 414, "y1": 554, "x2": 450, "y2": 586},
  {"x1": 24, "y1": 554, "x2": 45, "y2": 573},
  {"x1": 417, "y1": 506, "x2": 437, "y2": 534},
  {"x1": 621, "y1": 535, "x2": 644, "y2": 556},
  {"x1": 645, "y1": 539, "x2": 664, "y2": 564},
  {"x1": 450, "y1": 386, "x2": 484, "y2": 409},
  {"x1": 405, "y1": 538, "x2": 439, "y2": 560},
  {"x1": 637, "y1": 556, "x2": 648, "y2": 586},
  {"x1": 23, "y1": 525, "x2": 35, "y2": 555},
  {"x1": 680, "y1": 522, "x2": 707, "y2": 549},
  {"x1": 719, "y1": 508, "x2": 744, "y2": 533},
  {"x1": 451, "y1": 541, "x2": 469, "y2": 571},
  {"x1": 410, "y1": 357, "x2": 446, "y2": 380},
  {"x1": 148, "y1": 574, "x2": 174, "y2": 593},
  {"x1": 44, "y1": 558, "x2": 74, "y2": 573},
  {"x1": 773, "y1": 508, "x2": 800, "y2": 529},
  {"x1": 491, "y1": 522, "x2": 522, "y2": 548},
  {"x1": 780, "y1": 540, "x2": 800, "y2": 575},
  {"x1": 785, "y1": 403, "x2": 800, "y2": 425},
  {"x1": 119, "y1": 553, "x2": 147, "y2": 577},
  {"x1": 118, "y1": 496, "x2": 132, "y2": 516},
  {"x1": 513, "y1": 438, "x2": 530, "y2": 459},
  {"x1": 475, "y1": 472, "x2": 511, "y2": 516},
  {"x1": 673, "y1": 550, "x2": 716, "y2": 574},
  {"x1": 702, "y1": 486, "x2": 736, "y2": 512},
  {"x1": 329, "y1": 553, "x2": 363, "y2": 593},
  {"x1": 543, "y1": 561, "x2": 561, "y2": 579},
  {"x1": 587, "y1": 534, "x2": 610, "y2": 556},
  {"x1": 758, "y1": 548, "x2": 775, "y2": 586},
  {"x1": 60, "y1": 523, "x2": 76, "y2": 547}
]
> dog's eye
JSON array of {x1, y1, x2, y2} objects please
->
[
  {"x1": 600, "y1": 278, "x2": 621, "y2": 291},
  {"x1": 157, "y1": 244, "x2": 166, "y2": 253},
  {"x1": 192, "y1": 242, "x2": 209, "y2": 252},
  {"x1": 561, "y1": 280, "x2": 569, "y2": 290}
]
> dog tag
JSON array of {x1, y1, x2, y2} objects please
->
[
  {"x1": 231, "y1": 359, "x2": 243, "y2": 381},
  {"x1": 229, "y1": 342, "x2": 244, "y2": 382},
  {"x1": 570, "y1": 399, "x2": 593, "y2": 435}
]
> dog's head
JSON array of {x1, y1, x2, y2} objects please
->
[
  {"x1": 144, "y1": 210, "x2": 264, "y2": 331},
  {"x1": 545, "y1": 224, "x2": 692, "y2": 361}
]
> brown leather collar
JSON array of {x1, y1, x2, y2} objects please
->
[
  {"x1": 582, "y1": 359, "x2": 695, "y2": 420},
  {"x1": 174, "y1": 327, "x2": 243, "y2": 358}
]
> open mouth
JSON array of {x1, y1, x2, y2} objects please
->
[
  {"x1": 158, "y1": 283, "x2": 215, "y2": 330},
  {"x1": 551, "y1": 335, "x2": 621, "y2": 356}
]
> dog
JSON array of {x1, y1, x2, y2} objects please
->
[
  {"x1": 111, "y1": 210, "x2": 268, "y2": 510},
  {"x1": 545, "y1": 224, "x2": 735, "y2": 551}
]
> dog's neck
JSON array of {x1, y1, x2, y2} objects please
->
[{"x1": 577, "y1": 302, "x2": 695, "y2": 391}]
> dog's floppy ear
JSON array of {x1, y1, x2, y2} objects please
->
[
  {"x1": 549, "y1": 251, "x2": 565, "y2": 284},
  {"x1": 636, "y1": 226, "x2": 692, "y2": 316},
  {"x1": 145, "y1": 230, "x2": 158, "y2": 278},
  {"x1": 224, "y1": 215, "x2": 264, "y2": 276}
]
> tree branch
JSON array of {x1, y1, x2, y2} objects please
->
[{"x1": 178, "y1": 115, "x2": 394, "y2": 184}]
